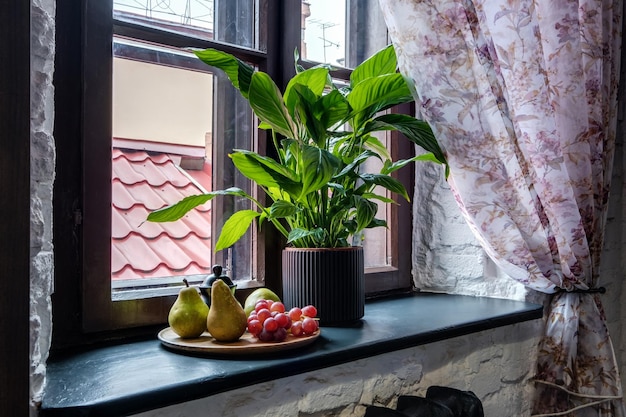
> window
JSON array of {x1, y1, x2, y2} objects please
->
[{"x1": 53, "y1": 0, "x2": 415, "y2": 346}]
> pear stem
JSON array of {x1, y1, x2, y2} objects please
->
[{"x1": 183, "y1": 278, "x2": 190, "y2": 287}]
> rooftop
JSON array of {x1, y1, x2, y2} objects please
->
[{"x1": 111, "y1": 148, "x2": 213, "y2": 280}]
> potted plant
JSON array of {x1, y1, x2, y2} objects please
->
[{"x1": 147, "y1": 44, "x2": 447, "y2": 324}]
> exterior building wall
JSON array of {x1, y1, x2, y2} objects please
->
[{"x1": 28, "y1": 1, "x2": 624, "y2": 415}]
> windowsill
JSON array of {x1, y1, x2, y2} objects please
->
[{"x1": 40, "y1": 293, "x2": 543, "y2": 417}]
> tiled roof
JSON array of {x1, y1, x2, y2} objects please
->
[{"x1": 112, "y1": 148, "x2": 212, "y2": 280}]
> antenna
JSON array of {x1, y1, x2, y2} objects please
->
[
  {"x1": 309, "y1": 18, "x2": 341, "y2": 63},
  {"x1": 113, "y1": 0, "x2": 214, "y2": 29}
]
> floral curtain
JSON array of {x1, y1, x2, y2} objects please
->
[{"x1": 378, "y1": 0, "x2": 623, "y2": 415}]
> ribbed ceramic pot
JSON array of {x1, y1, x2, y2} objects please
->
[{"x1": 282, "y1": 246, "x2": 364, "y2": 325}]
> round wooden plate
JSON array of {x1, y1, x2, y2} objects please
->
[{"x1": 158, "y1": 327, "x2": 321, "y2": 356}]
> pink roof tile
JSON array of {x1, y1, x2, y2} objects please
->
[{"x1": 112, "y1": 149, "x2": 213, "y2": 280}]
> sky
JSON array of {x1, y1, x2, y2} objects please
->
[
  {"x1": 302, "y1": 0, "x2": 347, "y2": 66},
  {"x1": 113, "y1": 0, "x2": 347, "y2": 66}
]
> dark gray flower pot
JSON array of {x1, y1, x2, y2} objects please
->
[{"x1": 282, "y1": 246, "x2": 365, "y2": 325}]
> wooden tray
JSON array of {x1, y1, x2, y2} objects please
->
[{"x1": 158, "y1": 327, "x2": 321, "y2": 356}]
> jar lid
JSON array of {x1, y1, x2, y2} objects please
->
[{"x1": 200, "y1": 264, "x2": 234, "y2": 288}]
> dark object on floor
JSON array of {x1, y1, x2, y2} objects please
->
[
  {"x1": 396, "y1": 395, "x2": 455, "y2": 417},
  {"x1": 363, "y1": 385, "x2": 485, "y2": 417},
  {"x1": 426, "y1": 386, "x2": 485, "y2": 417},
  {"x1": 364, "y1": 405, "x2": 412, "y2": 417}
]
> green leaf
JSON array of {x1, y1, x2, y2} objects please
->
[
  {"x1": 287, "y1": 227, "x2": 325, "y2": 245},
  {"x1": 294, "y1": 48, "x2": 305, "y2": 73},
  {"x1": 347, "y1": 73, "x2": 413, "y2": 124},
  {"x1": 299, "y1": 145, "x2": 340, "y2": 199},
  {"x1": 248, "y1": 72, "x2": 296, "y2": 139},
  {"x1": 363, "y1": 135, "x2": 392, "y2": 161},
  {"x1": 335, "y1": 150, "x2": 379, "y2": 178},
  {"x1": 211, "y1": 187, "x2": 251, "y2": 197},
  {"x1": 292, "y1": 84, "x2": 327, "y2": 144},
  {"x1": 361, "y1": 192, "x2": 396, "y2": 204},
  {"x1": 147, "y1": 194, "x2": 214, "y2": 222},
  {"x1": 359, "y1": 173, "x2": 410, "y2": 201},
  {"x1": 350, "y1": 44, "x2": 397, "y2": 86},
  {"x1": 194, "y1": 49, "x2": 254, "y2": 99},
  {"x1": 366, "y1": 218, "x2": 387, "y2": 228},
  {"x1": 215, "y1": 210, "x2": 261, "y2": 251},
  {"x1": 382, "y1": 153, "x2": 444, "y2": 175},
  {"x1": 269, "y1": 200, "x2": 297, "y2": 218},
  {"x1": 316, "y1": 90, "x2": 350, "y2": 130},
  {"x1": 367, "y1": 113, "x2": 447, "y2": 166},
  {"x1": 230, "y1": 150, "x2": 302, "y2": 197},
  {"x1": 354, "y1": 196, "x2": 378, "y2": 231},
  {"x1": 284, "y1": 67, "x2": 329, "y2": 113},
  {"x1": 327, "y1": 182, "x2": 346, "y2": 196}
]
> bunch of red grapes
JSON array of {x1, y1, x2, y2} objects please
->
[{"x1": 247, "y1": 299, "x2": 319, "y2": 342}]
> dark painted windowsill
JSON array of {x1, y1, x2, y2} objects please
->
[{"x1": 40, "y1": 293, "x2": 543, "y2": 417}]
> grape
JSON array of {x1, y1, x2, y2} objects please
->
[
  {"x1": 290, "y1": 320, "x2": 303, "y2": 337},
  {"x1": 273, "y1": 327, "x2": 287, "y2": 342},
  {"x1": 302, "y1": 305, "x2": 318, "y2": 318},
  {"x1": 274, "y1": 312, "x2": 289, "y2": 328},
  {"x1": 255, "y1": 300, "x2": 269, "y2": 313},
  {"x1": 263, "y1": 317, "x2": 279, "y2": 332},
  {"x1": 302, "y1": 317, "x2": 318, "y2": 334},
  {"x1": 270, "y1": 301, "x2": 285, "y2": 314},
  {"x1": 247, "y1": 319, "x2": 262, "y2": 336},
  {"x1": 288, "y1": 307, "x2": 302, "y2": 322},
  {"x1": 250, "y1": 302, "x2": 319, "y2": 342},
  {"x1": 256, "y1": 308, "x2": 272, "y2": 323},
  {"x1": 257, "y1": 329, "x2": 274, "y2": 342}
]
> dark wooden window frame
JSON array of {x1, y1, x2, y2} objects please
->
[
  {"x1": 0, "y1": 1, "x2": 30, "y2": 414},
  {"x1": 52, "y1": 0, "x2": 414, "y2": 349}
]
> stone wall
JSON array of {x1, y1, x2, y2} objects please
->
[
  {"x1": 131, "y1": 320, "x2": 542, "y2": 417},
  {"x1": 411, "y1": 162, "x2": 531, "y2": 302},
  {"x1": 30, "y1": 0, "x2": 55, "y2": 414}
]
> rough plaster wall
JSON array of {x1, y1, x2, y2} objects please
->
[
  {"x1": 131, "y1": 320, "x2": 542, "y2": 417},
  {"x1": 30, "y1": 0, "x2": 55, "y2": 414},
  {"x1": 411, "y1": 161, "x2": 529, "y2": 301}
]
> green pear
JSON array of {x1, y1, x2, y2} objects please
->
[
  {"x1": 168, "y1": 279, "x2": 209, "y2": 338},
  {"x1": 244, "y1": 287, "x2": 281, "y2": 317},
  {"x1": 207, "y1": 279, "x2": 247, "y2": 342}
]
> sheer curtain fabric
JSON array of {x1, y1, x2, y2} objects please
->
[{"x1": 379, "y1": 0, "x2": 623, "y2": 415}]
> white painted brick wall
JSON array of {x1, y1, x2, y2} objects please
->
[
  {"x1": 30, "y1": 0, "x2": 55, "y2": 414},
  {"x1": 131, "y1": 320, "x2": 542, "y2": 417},
  {"x1": 412, "y1": 160, "x2": 530, "y2": 302}
]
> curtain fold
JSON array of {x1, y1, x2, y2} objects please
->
[{"x1": 378, "y1": 0, "x2": 623, "y2": 415}]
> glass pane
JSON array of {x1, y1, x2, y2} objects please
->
[
  {"x1": 302, "y1": 0, "x2": 388, "y2": 68},
  {"x1": 111, "y1": 37, "x2": 253, "y2": 299},
  {"x1": 113, "y1": 0, "x2": 260, "y2": 50},
  {"x1": 361, "y1": 130, "x2": 390, "y2": 269}
]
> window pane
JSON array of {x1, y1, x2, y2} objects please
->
[
  {"x1": 361, "y1": 130, "x2": 390, "y2": 269},
  {"x1": 308, "y1": 1, "x2": 393, "y2": 270},
  {"x1": 301, "y1": 0, "x2": 345, "y2": 65},
  {"x1": 111, "y1": 37, "x2": 254, "y2": 300},
  {"x1": 302, "y1": 0, "x2": 388, "y2": 68},
  {"x1": 113, "y1": 0, "x2": 261, "y2": 50}
]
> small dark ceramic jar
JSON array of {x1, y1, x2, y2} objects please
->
[{"x1": 198, "y1": 264, "x2": 236, "y2": 307}]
